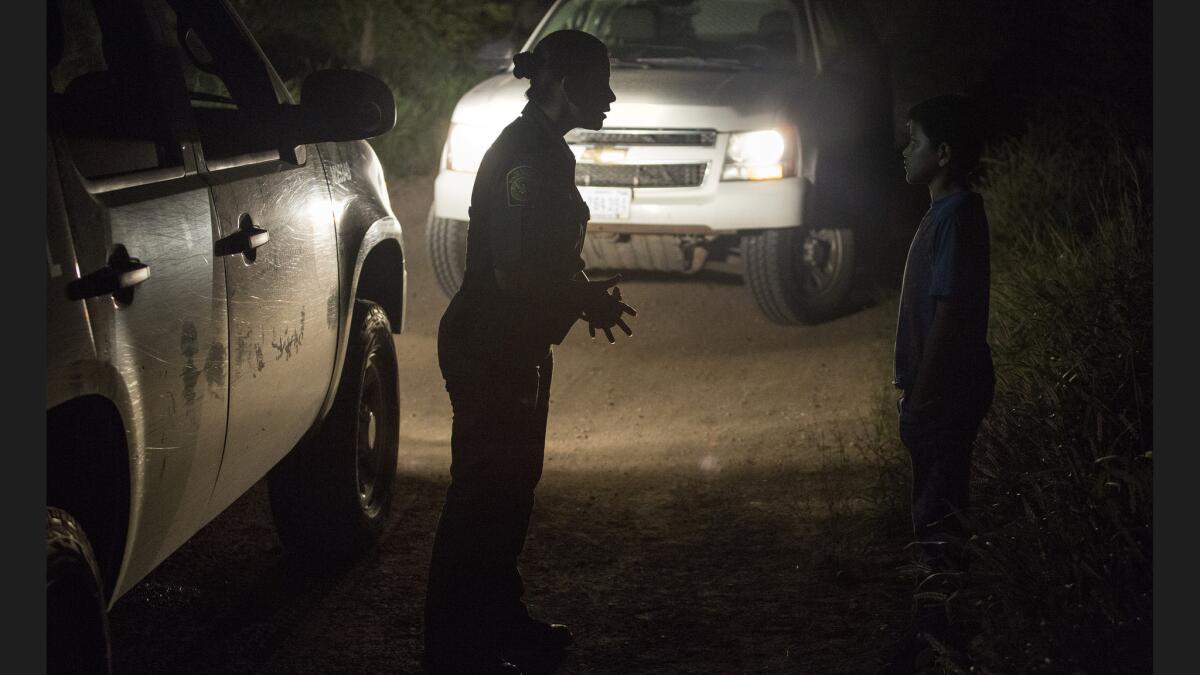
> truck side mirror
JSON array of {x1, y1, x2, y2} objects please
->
[{"x1": 294, "y1": 69, "x2": 396, "y2": 143}]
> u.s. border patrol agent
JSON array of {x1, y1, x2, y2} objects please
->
[{"x1": 423, "y1": 29, "x2": 633, "y2": 675}]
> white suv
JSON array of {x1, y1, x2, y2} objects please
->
[{"x1": 428, "y1": 0, "x2": 893, "y2": 323}]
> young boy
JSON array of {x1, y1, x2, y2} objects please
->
[{"x1": 894, "y1": 94, "x2": 995, "y2": 643}]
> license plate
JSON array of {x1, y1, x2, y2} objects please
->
[{"x1": 577, "y1": 186, "x2": 632, "y2": 220}]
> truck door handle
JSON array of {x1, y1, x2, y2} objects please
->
[
  {"x1": 67, "y1": 254, "x2": 150, "y2": 301},
  {"x1": 214, "y1": 226, "x2": 270, "y2": 257}
]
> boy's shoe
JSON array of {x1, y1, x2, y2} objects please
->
[
  {"x1": 496, "y1": 618, "x2": 574, "y2": 651},
  {"x1": 420, "y1": 649, "x2": 522, "y2": 675}
]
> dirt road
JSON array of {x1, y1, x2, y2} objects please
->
[{"x1": 109, "y1": 178, "x2": 912, "y2": 674}]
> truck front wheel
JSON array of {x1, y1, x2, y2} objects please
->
[
  {"x1": 268, "y1": 300, "x2": 400, "y2": 559},
  {"x1": 742, "y1": 225, "x2": 856, "y2": 324}
]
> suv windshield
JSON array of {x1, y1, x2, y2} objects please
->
[{"x1": 534, "y1": 0, "x2": 811, "y2": 70}]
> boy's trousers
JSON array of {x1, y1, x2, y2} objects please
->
[
  {"x1": 898, "y1": 377, "x2": 994, "y2": 572},
  {"x1": 898, "y1": 376, "x2": 993, "y2": 634}
]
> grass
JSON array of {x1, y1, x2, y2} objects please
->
[{"x1": 963, "y1": 110, "x2": 1151, "y2": 672}]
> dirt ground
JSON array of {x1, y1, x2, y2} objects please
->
[{"x1": 108, "y1": 177, "x2": 916, "y2": 674}]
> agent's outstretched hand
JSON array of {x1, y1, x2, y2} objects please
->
[{"x1": 584, "y1": 285, "x2": 637, "y2": 343}]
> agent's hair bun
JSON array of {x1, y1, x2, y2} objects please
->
[{"x1": 513, "y1": 51, "x2": 537, "y2": 79}]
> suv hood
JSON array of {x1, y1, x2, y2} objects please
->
[{"x1": 452, "y1": 66, "x2": 805, "y2": 133}]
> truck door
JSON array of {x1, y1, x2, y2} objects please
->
[
  {"x1": 49, "y1": 0, "x2": 229, "y2": 583},
  {"x1": 159, "y1": 0, "x2": 341, "y2": 511}
]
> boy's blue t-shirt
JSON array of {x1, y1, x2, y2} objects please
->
[{"x1": 893, "y1": 190, "x2": 992, "y2": 393}]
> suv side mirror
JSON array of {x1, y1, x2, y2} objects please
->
[{"x1": 294, "y1": 69, "x2": 396, "y2": 143}]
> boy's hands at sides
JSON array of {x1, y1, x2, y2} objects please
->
[{"x1": 905, "y1": 298, "x2": 976, "y2": 422}]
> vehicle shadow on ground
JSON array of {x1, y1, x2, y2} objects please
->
[
  {"x1": 150, "y1": 553, "x2": 357, "y2": 673},
  {"x1": 108, "y1": 474, "x2": 448, "y2": 674}
]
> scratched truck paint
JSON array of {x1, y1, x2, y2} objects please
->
[{"x1": 46, "y1": 1, "x2": 406, "y2": 671}]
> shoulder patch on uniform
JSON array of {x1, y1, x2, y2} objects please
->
[{"x1": 506, "y1": 165, "x2": 538, "y2": 206}]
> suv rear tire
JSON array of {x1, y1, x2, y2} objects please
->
[
  {"x1": 268, "y1": 300, "x2": 400, "y2": 559},
  {"x1": 47, "y1": 507, "x2": 112, "y2": 675},
  {"x1": 427, "y1": 212, "x2": 467, "y2": 298},
  {"x1": 743, "y1": 225, "x2": 857, "y2": 324}
]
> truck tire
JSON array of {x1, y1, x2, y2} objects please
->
[
  {"x1": 742, "y1": 225, "x2": 856, "y2": 325},
  {"x1": 268, "y1": 300, "x2": 400, "y2": 559},
  {"x1": 47, "y1": 507, "x2": 112, "y2": 675},
  {"x1": 426, "y1": 211, "x2": 467, "y2": 298}
]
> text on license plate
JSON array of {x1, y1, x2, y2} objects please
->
[{"x1": 577, "y1": 186, "x2": 632, "y2": 220}]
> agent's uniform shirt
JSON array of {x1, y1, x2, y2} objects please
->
[
  {"x1": 893, "y1": 190, "x2": 992, "y2": 397},
  {"x1": 440, "y1": 101, "x2": 590, "y2": 367}
]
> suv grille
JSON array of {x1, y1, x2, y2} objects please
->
[
  {"x1": 576, "y1": 163, "x2": 708, "y2": 188},
  {"x1": 566, "y1": 128, "x2": 717, "y2": 146}
]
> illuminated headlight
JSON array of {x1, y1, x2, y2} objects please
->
[
  {"x1": 446, "y1": 123, "x2": 499, "y2": 173},
  {"x1": 721, "y1": 129, "x2": 796, "y2": 181}
]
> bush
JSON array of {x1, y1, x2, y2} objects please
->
[
  {"x1": 938, "y1": 109, "x2": 1151, "y2": 671},
  {"x1": 233, "y1": 0, "x2": 513, "y2": 177}
]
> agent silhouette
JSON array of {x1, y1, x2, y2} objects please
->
[{"x1": 423, "y1": 29, "x2": 635, "y2": 675}]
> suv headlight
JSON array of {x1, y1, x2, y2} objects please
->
[
  {"x1": 446, "y1": 123, "x2": 500, "y2": 173},
  {"x1": 721, "y1": 129, "x2": 796, "y2": 181}
]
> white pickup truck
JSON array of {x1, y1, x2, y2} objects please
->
[
  {"x1": 47, "y1": 0, "x2": 406, "y2": 670},
  {"x1": 428, "y1": 0, "x2": 894, "y2": 323}
]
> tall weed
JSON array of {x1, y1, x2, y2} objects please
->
[{"x1": 954, "y1": 109, "x2": 1151, "y2": 671}]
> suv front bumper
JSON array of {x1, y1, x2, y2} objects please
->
[{"x1": 432, "y1": 169, "x2": 805, "y2": 234}]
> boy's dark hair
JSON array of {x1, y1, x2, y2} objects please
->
[
  {"x1": 513, "y1": 30, "x2": 608, "y2": 102},
  {"x1": 908, "y1": 94, "x2": 985, "y2": 182}
]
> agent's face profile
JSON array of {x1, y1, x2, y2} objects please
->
[{"x1": 565, "y1": 57, "x2": 615, "y2": 131}]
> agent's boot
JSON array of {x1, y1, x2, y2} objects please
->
[
  {"x1": 497, "y1": 617, "x2": 573, "y2": 651},
  {"x1": 421, "y1": 649, "x2": 522, "y2": 675}
]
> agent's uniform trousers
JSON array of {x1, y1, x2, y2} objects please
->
[{"x1": 424, "y1": 338, "x2": 553, "y2": 655}]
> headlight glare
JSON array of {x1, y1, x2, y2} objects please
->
[
  {"x1": 446, "y1": 123, "x2": 498, "y2": 173},
  {"x1": 722, "y1": 129, "x2": 795, "y2": 181},
  {"x1": 729, "y1": 130, "x2": 785, "y2": 165}
]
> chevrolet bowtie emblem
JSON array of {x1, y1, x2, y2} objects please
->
[{"x1": 581, "y1": 146, "x2": 627, "y2": 164}]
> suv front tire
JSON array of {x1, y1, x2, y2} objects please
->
[
  {"x1": 743, "y1": 224, "x2": 857, "y2": 324},
  {"x1": 427, "y1": 212, "x2": 468, "y2": 298}
]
